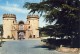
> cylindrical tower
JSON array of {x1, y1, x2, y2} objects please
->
[
  {"x1": 27, "y1": 15, "x2": 39, "y2": 38},
  {"x1": 3, "y1": 14, "x2": 16, "y2": 38}
]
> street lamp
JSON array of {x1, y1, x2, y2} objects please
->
[{"x1": 0, "y1": 30, "x2": 2, "y2": 47}]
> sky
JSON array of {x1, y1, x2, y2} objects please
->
[
  {"x1": 0, "y1": 0, "x2": 56, "y2": 27},
  {"x1": 0, "y1": 0, "x2": 46, "y2": 27}
]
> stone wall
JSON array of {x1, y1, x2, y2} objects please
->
[{"x1": 3, "y1": 14, "x2": 16, "y2": 38}]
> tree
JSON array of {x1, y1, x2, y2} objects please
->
[
  {"x1": 39, "y1": 24, "x2": 64, "y2": 38},
  {"x1": 24, "y1": 0, "x2": 80, "y2": 47},
  {"x1": 0, "y1": 24, "x2": 3, "y2": 35}
]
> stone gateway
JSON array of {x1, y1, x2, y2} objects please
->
[{"x1": 3, "y1": 14, "x2": 39, "y2": 39}]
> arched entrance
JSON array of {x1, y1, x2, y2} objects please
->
[
  {"x1": 18, "y1": 31, "x2": 25, "y2": 39},
  {"x1": 18, "y1": 21, "x2": 25, "y2": 40}
]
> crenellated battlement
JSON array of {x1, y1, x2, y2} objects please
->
[
  {"x1": 27, "y1": 15, "x2": 39, "y2": 19},
  {"x1": 3, "y1": 14, "x2": 16, "y2": 18}
]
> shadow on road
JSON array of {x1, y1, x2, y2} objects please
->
[{"x1": 32, "y1": 45, "x2": 56, "y2": 50}]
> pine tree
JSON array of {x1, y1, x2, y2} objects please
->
[{"x1": 24, "y1": 0, "x2": 80, "y2": 47}]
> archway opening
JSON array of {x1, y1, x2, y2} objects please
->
[
  {"x1": 18, "y1": 21, "x2": 25, "y2": 40},
  {"x1": 18, "y1": 31, "x2": 25, "y2": 40}
]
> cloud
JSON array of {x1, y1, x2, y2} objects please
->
[
  {"x1": 6, "y1": 1, "x2": 19, "y2": 7},
  {"x1": 0, "y1": 5, "x2": 30, "y2": 14},
  {"x1": 0, "y1": 1, "x2": 30, "y2": 14}
]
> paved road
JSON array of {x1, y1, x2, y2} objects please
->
[{"x1": 0, "y1": 40, "x2": 75, "y2": 54}]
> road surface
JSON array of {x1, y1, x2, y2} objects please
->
[{"x1": 0, "y1": 40, "x2": 77, "y2": 54}]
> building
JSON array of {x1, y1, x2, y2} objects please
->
[{"x1": 3, "y1": 14, "x2": 39, "y2": 39}]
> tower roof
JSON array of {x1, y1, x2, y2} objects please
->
[
  {"x1": 27, "y1": 15, "x2": 39, "y2": 19},
  {"x1": 3, "y1": 14, "x2": 16, "y2": 18}
]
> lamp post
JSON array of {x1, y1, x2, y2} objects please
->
[{"x1": 0, "y1": 30, "x2": 2, "y2": 47}]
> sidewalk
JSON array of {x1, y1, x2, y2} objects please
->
[
  {"x1": 0, "y1": 38, "x2": 41, "y2": 41},
  {"x1": 0, "y1": 39, "x2": 14, "y2": 41}
]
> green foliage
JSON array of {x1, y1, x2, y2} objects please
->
[
  {"x1": 24, "y1": 0, "x2": 80, "y2": 23},
  {"x1": 39, "y1": 25, "x2": 64, "y2": 38},
  {"x1": 24, "y1": 0, "x2": 80, "y2": 44}
]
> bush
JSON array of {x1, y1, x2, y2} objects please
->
[{"x1": 46, "y1": 38, "x2": 71, "y2": 47}]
